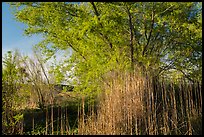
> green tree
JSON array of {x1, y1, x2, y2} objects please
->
[
  {"x1": 9, "y1": 2, "x2": 202, "y2": 96},
  {"x1": 2, "y1": 50, "x2": 25, "y2": 134}
]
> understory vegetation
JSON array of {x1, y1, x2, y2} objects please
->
[{"x1": 2, "y1": 2, "x2": 202, "y2": 135}]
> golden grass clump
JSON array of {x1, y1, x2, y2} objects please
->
[
  {"x1": 78, "y1": 70, "x2": 202, "y2": 135},
  {"x1": 78, "y1": 70, "x2": 146, "y2": 135}
]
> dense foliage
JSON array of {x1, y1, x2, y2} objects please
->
[
  {"x1": 9, "y1": 2, "x2": 202, "y2": 95},
  {"x1": 2, "y1": 50, "x2": 26, "y2": 134}
]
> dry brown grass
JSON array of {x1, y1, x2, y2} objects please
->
[
  {"x1": 15, "y1": 70, "x2": 201, "y2": 135},
  {"x1": 77, "y1": 70, "x2": 202, "y2": 135},
  {"x1": 78, "y1": 70, "x2": 145, "y2": 135}
]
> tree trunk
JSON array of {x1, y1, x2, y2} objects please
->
[
  {"x1": 51, "y1": 105, "x2": 54, "y2": 135},
  {"x1": 60, "y1": 106, "x2": 63, "y2": 135}
]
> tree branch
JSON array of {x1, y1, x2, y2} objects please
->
[
  {"x1": 144, "y1": 22, "x2": 148, "y2": 41},
  {"x1": 158, "y1": 61, "x2": 175, "y2": 75},
  {"x1": 173, "y1": 67, "x2": 194, "y2": 82},
  {"x1": 149, "y1": 32, "x2": 160, "y2": 54},
  {"x1": 90, "y1": 2, "x2": 113, "y2": 49},
  {"x1": 91, "y1": 2, "x2": 100, "y2": 18},
  {"x1": 34, "y1": 50, "x2": 50, "y2": 85},
  {"x1": 143, "y1": 5, "x2": 155, "y2": 56},
  {"x1": 158, "y1": 5, "x2": 174, "y2": 16},
  {"x1": 65, "y1": 10, "x2": 79, "y2": 17},
  {"x1": 49, "y1": 31, "x2": 87, "y2": 61},
  {"x1": 126, "y1": 6, "x2": 134, "y2": 69}
]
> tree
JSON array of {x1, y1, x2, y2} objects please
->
[
  {"x1": 9, "y1": 2, "x2": 202, "y2": 96},
  {"x1": 2, "y1": 49, "x2": 58, "y2": 134},
  {"x1": 2, "y1": 50, "x2": 26, "y2": 134}
]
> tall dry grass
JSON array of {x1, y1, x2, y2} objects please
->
[
  {"x1": 22, "y1": 70, "x2": 202, "y2": 135},
  {"x1": 78, "y1": 70, "x2": 145, "y2": 135},
  {"x1": 77, "y1": 70, "x2": 202, "y2": 135}
]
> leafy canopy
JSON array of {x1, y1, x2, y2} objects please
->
[{"x1": 9, "y1": 2, "x2": 202, "y2": 94}]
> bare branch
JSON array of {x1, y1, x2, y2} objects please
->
[{"x1": 34, "y1": 50, "x2": 50, "y2": 85}]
